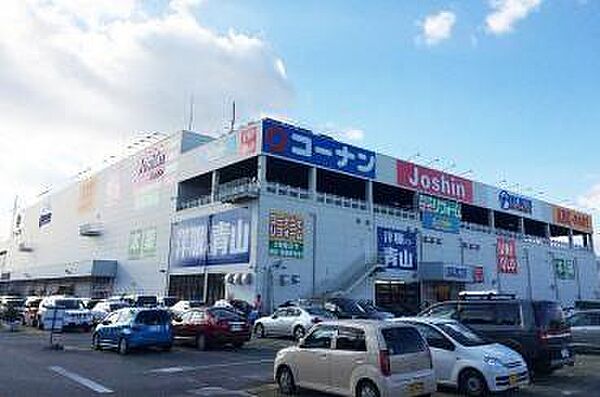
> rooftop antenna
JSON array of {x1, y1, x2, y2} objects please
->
[
  {"x1": 229, "y1": 100, "x2": 236, "y2": 133},
  {"x1": 187, "y1": 94, "x2": 195, "y2": 131}
]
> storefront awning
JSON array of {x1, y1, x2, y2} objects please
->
[{"x1": 5, "y1": 260, "x2": 117, "y2": 282}]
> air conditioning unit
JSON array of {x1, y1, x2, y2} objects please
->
[
  {"x1": 79, "y1": 222, "x2": 104, "y2": 236},
  {"x1": 18, "y1": 241, "x2": 33, "y2": 252}
]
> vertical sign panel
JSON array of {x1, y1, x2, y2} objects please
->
[
  {"x1": 269, "y1": 211, "x2": 304, "y2": 258},
  {"x1": 377, "y1": 227, "x2": 417, "y2": 270},
  {"x1": 419, "y1": 194, "x2": 461, "y2": 234},
  {"x1": 497, "y1": 237, "x2": 518, "y2": 274}
]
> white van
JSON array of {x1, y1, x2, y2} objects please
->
[
  {"x1": 274, "y1": 320, "x2": 435, "y2": 397},
  {"x1": 38, "y1": 296, "x2": 92, "y2": 331}
]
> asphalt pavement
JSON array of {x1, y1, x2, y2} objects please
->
[{"x1": 1, "y1": 326, "x2": 600, "y2": 397}]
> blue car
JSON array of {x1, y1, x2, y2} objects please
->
[{"x1": 92, "y1": 308, "x2": 173, "y2": 355}]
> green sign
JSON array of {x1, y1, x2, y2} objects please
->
[
  {"x1": 128, "y1": 228, "x2": 157, "y2": 259},
  {"x1": 554, "y1": 259, "x2": 575, "y2": 280},
  {"x1": 419, "y1": 194, "x2": 461, "y2": 233},
  {"x1": 269, "y1": 211, "x2": 304, "y2": 259}
]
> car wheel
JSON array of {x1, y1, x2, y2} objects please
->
[
  {"x1": 92, "y1": 334, "x2": 101, "y2": 351},
  {"x1": 277, "y1": 366, "x2": 296, "y2": 395},
  {"x1": 196, "y1": 334, "x2": 206, "y2": 351},
  {"x1": 293, "y1": 326, "x2": 305, "y2": 341},
  {"x1": 118, "y1": 338, "x2": 129, "y2": 355},
  {"x1": 356, "y1": 380, "x2": 380, "y2": 397},
  {"x1": 254, "y1": 323, "x2": 265, "y2": 338},
  {"x1": 460, "y1": 369, "x2": 488, "y2": 397}
]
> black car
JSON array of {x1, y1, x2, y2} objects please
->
[
  {"x1": 324, "y1": 297, "x2": 394, "y2": 320},
  {"x1": 418, "y1": 293, "x2": 574, "y2": 375}
]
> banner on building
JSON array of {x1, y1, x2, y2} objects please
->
[
  {"x1": 474, "y1": 266, "x2": 485, "y2": 283},
  {"x1": 419, "y1": 195, "x2": 461, "y2": 233},
  {"x1": 133, "y1": 144, "x2": 167, "y2": 185},
  {"x1": 377, "y1": 227, "x2": 417, "y2": 270},
  {"x1": 554, "y1": 258, "x2": 575, "y2": 280},
  {"x1": 78, "y1": 176, "x2": 97, "y2": 213},
  {"x1": 397, "y1": 160, "x2": 473, "y2": 203},
  {"x1": 170, "y1": 208, "x2": 251, "y2": 268},
  {"x1": 552, "y1": 206, "x2": 593, "y2": 233},
  {"x1": 39, "y1": 202, "x2": 52, "y2": 228},
  {"x1": 497, "y1": 237, "x2": 518, "y2": 274},
  {"x1": 262, "y1": 119, "x2": 376, "y2": 179},
  {"x1": 498, "y1": 190, "x2": 532, "y2": 214},
  {"x1": 269, "y1": 211, "x2": 304, "y2": 259},
  {"x1": 128, "y1": 227, "x2": 158, "y2": 259}
]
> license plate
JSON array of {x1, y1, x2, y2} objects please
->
[
  {"x1": 230, "y1": 325, "x2": 242, "y2": 332},
  {"x1": 561, "y1": 348, "x2": 570, "y2": 359},
  {"x1": 509, "y1": 374, "x2": 518, "y2": 386},
  {"x1": 408, "y1": 382, "x2": 424, "y2": 396}
]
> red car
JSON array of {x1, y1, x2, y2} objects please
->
[{"x1": 172, "y1": 307, "x2": 251, "y2": 350}]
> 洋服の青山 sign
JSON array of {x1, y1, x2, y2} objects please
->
[
  {"x1": 170, "y1": 208, "x2": 251, "y2": 267},
  {"x1": 497, "y1": 237, "x2": 517, "y2": 274},
  {"x1": 498, "y1": 190, "x2": 532, "y2": 214},
  {"x1": 553, "y1": 206, "x2": 593, "y2": 233},
  {"x1": 397, "y1": 160, "x2": 473, "y2": 203},
  {"x1": 377, "y1": 227, "x2": 417, "y2": 270},
  {"x1": 269, "y1": 211, "x2": 304, "y2": 259},
  {"x1": 262, "y1": 119, "x2": 376, "y2": 179}
]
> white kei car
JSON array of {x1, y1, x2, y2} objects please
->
[
  {"x1": 274, "y1": 320, "x2": 436, "y2": 397},
  {"x1": 255, "y1": 305, "x2": 335, "y2": 340},
  {"x1": 396, "y1": 317, "x2": 529, "y2": 397}
]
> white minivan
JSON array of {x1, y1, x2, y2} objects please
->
[
  {"x1": 397, "y1": 317, "x2": 529, "y2": 396},
  {"x1": 274, "y1": 320, "x2": 436, "y2": 397}
]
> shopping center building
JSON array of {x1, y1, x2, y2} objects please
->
[{"x1": 1, "y1": 118, "x2": 597, "y2": 312}]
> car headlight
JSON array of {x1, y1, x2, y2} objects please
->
[{"x1": 483, "y1": 356, "x2": 506, "y2": 367}]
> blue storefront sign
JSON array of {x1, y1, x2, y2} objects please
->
[
  {"x1": 498, "y1": 190, "x2": 532, "y2": 214},
  {"x1": 170, "y1": 208, "x2": 251, "y2": 268},
  {"x1": 419, "y1": 195, "x2": 461, "y2": 234},
  {"x1": 377, "y1": 227, "x2": 417, "y2": 270},
  {"x1": 262, "y1": 119, "x2": 376, "y2": 179},
  {"x1": 443, "y1": 265, "x2": 469, "y2": 282}
]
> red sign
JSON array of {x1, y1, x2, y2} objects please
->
[
  {"x1": 474, "y1": 266, "x2": 485, "y2": 283},
  {"x1": 553, "y1": 206, "x2": 593, "y2": 233},
  {"x1": 497, "y1": 237, "x2": 517, "y2": 274},
  {"x1": 239, "y1": 125, "x2": 258, "y2": 156},
  {"x1": 397, "y1": 160, "x2": 474, "y2": 203}
]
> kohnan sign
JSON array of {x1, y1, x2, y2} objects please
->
[{"x1": 397, "y1": 160, "x2": 474, "y2": 203}]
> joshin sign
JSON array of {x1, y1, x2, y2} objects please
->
[{"x1": 397, "y1": 160, "x2": 473, "y2": 203}]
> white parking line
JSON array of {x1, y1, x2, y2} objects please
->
[
  {"x1": 148, "y1": 359, "x2": 274, "y2": 374},
  {"x1": 48, "y1": 366, "x2": 113, "y2": 394}
]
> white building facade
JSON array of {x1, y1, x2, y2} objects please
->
[{"x1": 1, "y1": 118, "x2": 596, "y2": 313}]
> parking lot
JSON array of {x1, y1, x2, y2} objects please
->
[{"x1": 0, "y1": 327, "x2": 599, "y2": 397}]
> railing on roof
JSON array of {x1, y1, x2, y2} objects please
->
[
  {"x1": 315, "y1": 192, "x2": 368, "y2": 211},
  {"x1": 373, "y1": 204, "x2": 418, "y2": 220},
  {"x1": 217, "y1": 177, "x2": 259, "y2": 202},
  {"x1": 264, "y1": 182, "x2": 311, "y2": 200},
  {"x1": 176, "y1": 194, "x2": 212, "y2": 211}
]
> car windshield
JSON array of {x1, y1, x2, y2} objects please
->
[
  {"x1": 163, "y1": 298, "x2": 179, "y2": 307},
  {"x1": 209, "y1": 308, "x2": 244, "y2": 321},
  {"x1": 55, "y1": 299, "x2": 83, "y2": 310},
  {"x1": 357, "y1": 300, "x2": 385, "y2": 313},
  {"x1": 534, "y1": 302, "x2": 567, "y2": 331},
  {"x1": 382, "y1": 327, "x2": 427, "y2": 355},
  {"x1": 188, "y1": 301, "x2": 204, "y2": 308},
  {"x1": 136, "y1": 296, "x2": 157, "y2": 307},
  {"x1": 305, "y1": 307, "x2": 334, "y2": 317},
  {"x1": 333, "y1": 299, "x2": 364, "y2": 314},
  {"x1": 437, "y1": 322, "x2": 488, "y2": 347},
  {"x1": 109, "y1": 302, "x2": 128, "y2": 311},
  {"x1": 5, "y1": 299, "x2": 25, "y2": 307}
]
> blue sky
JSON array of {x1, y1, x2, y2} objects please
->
[
  {"x1": 0, "y1": 0, "x2": 598, "y2": 243},
  {"x1": 193, "y1": 0, "x2": 600, "y2": 207}
]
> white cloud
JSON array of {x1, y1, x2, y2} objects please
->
[
  {"x1": 486, "y1": 0, "x2": 542, "y2": 35},
  {"x1": 0, "y1": 0, "x2": 293, "y2": 238},
  {"x1": 420, "y1": 11, "x2": 456, "y2": 46},
  {"x1": 340, "y1": 129, "x2": 365, "y2": 142}
]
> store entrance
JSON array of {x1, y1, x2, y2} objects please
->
[
  {"x1": 422, "y1": 282, "x2": 465, "y2": 307},
  {"x1": 375, "y1": 281, "x2": 421, "y2": 316},
  {"x1": 169, "y1": 273, "x2": 225, "y2": 304}
]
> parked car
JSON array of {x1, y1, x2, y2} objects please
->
[
  {"x1": 324, "y1": 297, "x2": 394, "y2": 320},
  {"x1": 398, "y1": 317, "x2": 529, "y2": 396},
  {"x1": 159, "y1": 296, "x2": 179, "y2": 308},
  {"x1": 171, "y1": 300, "x2": 204, "y2": 318},
  {"x1": 567, "y1": 310, "x2": 600, "y2": 353},
  {"x1": 90, "y1": 300, "x2": 129, "y2": 324},
  {"x1": 92, "y1": 308, "x2": 173, "y2": 354},
  {"x1": 274, "y1": 320, "x2": 436, "y2": 397},
  {"x1": 22, "y1": 296, "x2": 43, "y2": 327},
  {"x1": 172, "y1": 307, "x2": 251, "y2": 350},
  {"x1": 38, "y1": 296, "x2": 93, "y2": 331},
  {"x1": 255, "y1": 306, "x2": 335, "y2": 340},
  {"x1": 0, "y1": 296, "x2": 25, "y2": 323},
  {"x1": 418, "y1": 293, "x2": 574, "y2": 374},
  {"x1": 123, "y1": 294, "x2": 158, "y2": 308}
]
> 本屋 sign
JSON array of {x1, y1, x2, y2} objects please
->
[
  {"x1": 553, "y1": 206, "x2": 593, "y2": 233},
  {"x1": 419, "y1": 195, "x2": 461, "y2": 233},
  {"x1": 377, "y1": 227, "x2": 417, "y2": 270},
  {"x1": 171, "y1": 208, "x2": 251, "y2": 267},
  {"x1": 554, "y1": 258, "x2": 575, "y2": 280},
  {"x1": 498, "y1": 190, "x2": 532, "y2": 214},
  {"x1": 133, "y1": 144, "x2": 167, "y2": 184},
  {"x1": 269, "y1": 211, "x2": 304, "y2": 259},
  {"x1": 262, "y1": 119, "x2": 376, "y2": 179},
  {"x1": 397, "y1": 160, "x2": 473, "y2": 203},
  {"x1": 497, "y1": 237, "x2": 518, "y2": 274},
  {"x1": 128, "y1": 227, "x2": 157, "y2": 259}
]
